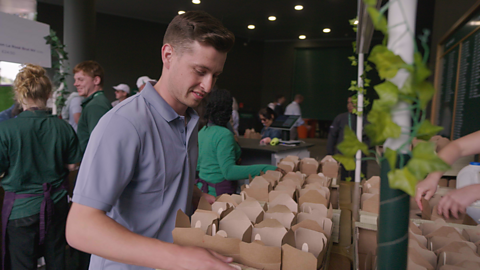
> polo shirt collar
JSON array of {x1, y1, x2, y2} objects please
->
[
  {"x1": 17, "y1": 110, "x2": 51, "y2": 118},
  {"x1": 141, "y1": 82, "x2": 198, "y2": 123},
  {"x1": 82, "y1": 91, "x2": 104, "y2": 106}
]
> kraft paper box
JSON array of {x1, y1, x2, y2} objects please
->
[
  {"x1": 264, "y1": 205, "x2": 296, "y2": 229},
  {"x1": 437, "y1": 251, "x2": 480, "y2": 268},
  {"x1": 361, "y1": 194, "x2": 379, "y2": 214},
  {"x1": 219, "y1": 209, "x2": 253, "y2": 242},
  {"x1": 299, "y1": 189, "x2": 329, "y2": 208},
  {"x1": 261, "y1": 173, "x2": 279, "y2": 187},
  {"x1": 251, "y1": 219, "x2": 288, "y2": 247},
  {"x1": 296, "y1": 212, "x2": 333, "y2": 238},
  {"x1": 428, "y1": 236, "x2": 476, "y2": 252},
  {"x1": 269, "y1": 193, "x2": 298, "y2": 214},
  {"x1": 268, "y1": 189, "x2": 294, "y2": 202},
  {"x1": 410, "y1": 220, "x2": 423, "y2": 235},
  {"x1": 420, "y1": 219, "x2": 451, "y2": 236},
  {"x1": 462, "y1": 225, "x2": 480, "y2": 243},
  {"x1": 300, "y1": 185, "x2": 330, "y2": 201},
  {"x1": 172, "y1": 210, "x2": 209, "y2": 247},
  {"x1": 282, "y1": 172, "x2": 305, "y2": 187},
  {"x1": 278, "y1": 160, "x2": 295, "y2": 173},
  {"x1": 320, "y1": 161, "x2": 338, "y2": 179},
  {"x1": 434, "y1": 241, "x2": 478, "y2": 256},
  {"x1": 407, "y1": 259, "x2": 429, "y2": 270},
  {"x1": 320, "y1": 155, "x2": 336, "y2": 164},
  {"x1": 275, "y1": 178, "x2": 301, "y2": 192},
  {"x1": 238, "y1": 241, "x2": 282, "y2": 270},
  {"x1": 236, "y1": 197, "x2": 266, "y2": 224},
  {"x1": 299, "y1": 158, "x2": 319, "y2": 175},
  {"x1": 264, "y1": 170, "x2": 283, "y2": 182},
  {"x1": 425, "y1": 226, "x2": 466, "y2": 241},
  {"x1": 408, "y1": 247, "x2": 435, "y2": 270},
  {"x1": 243, "y1": 176, "x2": 272, "y2": 202},
  {"x1": 362, "y1": 176, "x2": 380, "y2": 194},
  {"x1": 430, "y1": 205, "x2": 477, "y2": 225},
  {"x1": 409, "y1": 240, "x2": 437, "y2": 268},
  {"x1": 305, "y1": 174, "x2": 331, "y2": 187},
  {"x1": 300, "y1": 203, "x2": 333, "y2": 219},
  {"x1": 410, "y1": 232, "x2": 427, "y2": 248},
  {"x1": 191, "y1": 209, "x2": 219, "y2": 234},
  {"x1": 229, "y1": 263, "x2": 260, "y2": 270},
  {"x1": 244, "y1": 129, "x2": 262, "y2": 139},
  {"x1": 430, "y1": 135, "x2": 450, "y2": 152},
  {"x1": 216, "y1": 194, "x2": 243, "y2": 206}
]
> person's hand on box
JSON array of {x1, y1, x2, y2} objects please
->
[
  {"x1": 437, "y1": 184, "x2": 480, "y2": 219},
  {"x1": 415, "y1": 175, "x2": 439, "y2": 211},
  {"x1": 260, "y1": 137, "x2": 271, "y2": 145},
  {"x1": 202, "y1": 192, "x2": 216, "y2": 205},
  {"x1": 175, "y1": 246, "x2": 235, "y2": 270}
]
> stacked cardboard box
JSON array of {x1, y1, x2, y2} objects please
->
[{"x1": 172, "y1": 158, "x2": 338, "y2": 270}]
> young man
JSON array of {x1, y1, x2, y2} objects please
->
[
  {"x1": 66, "y1": 11, "x2": 236, "y2": 270},
  {"x1": 111, "y1": 83, "x2": 130, "y2": 107},
  {"x1": 268, "y1": 94, "x2": 286, "y2": 117},
  {"x1": 74, "y1": 61, "x2": 112, "y2": 153},
  {"x1": 136, "y1": 76, "x2": 155, "y2": 92},
  {"x1": 285, "y1": 94, "x2": 307, "y2": 139}
]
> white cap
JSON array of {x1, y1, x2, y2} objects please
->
[
  {"x1": 136, "y1": 76, "x2": 154, "y2": 88},
  {"x1": 113, "y1": 83, "x2": 130, "y2": 94}
]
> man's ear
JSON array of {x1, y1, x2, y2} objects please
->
[
  {"x1": 93, "y1": 76, "x2": 101, "y2": 86},
  {"x1": 162, "y1": 43, "x2": 174, "y2": 69}
]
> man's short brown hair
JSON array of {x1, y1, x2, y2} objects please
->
[
  {"x1": 73, "y1": 60, "x2": 105, "y2": 87},
  {"x1": 163, "y1": 11, "x2": 235, "y2": 54}
]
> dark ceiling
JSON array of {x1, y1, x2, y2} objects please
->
[{"x1": 38, "y1": 0, "x2": 435, "y2": 42}]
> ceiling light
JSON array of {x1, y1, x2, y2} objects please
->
[
  {"x1": 323, "y1": 28, "x2": 331, "y2": 33},
  {"x1": 354, "y1": 20, "x2": 358, "y2": 25},
  {"x1": 192, "y1": 0, "x2": 201, "y2": 4},
  {"x1": 248, "y1": 25, "x2": 255, "y2": 30},
  {"x1": 178, "y1": 10, "x2": 185, "y2": 15},
  {"x1": 268, "y1": 16, "x2": 276, "y2": 21},
  {"x1": 299, "y1": 35, "x2": 306, "y2": 39},
  {"x1": 295, "y1": 5, "x2": 303, "y2": 10}
]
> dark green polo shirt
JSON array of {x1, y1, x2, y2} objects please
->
[
  {"x1": 77, "y1": 91, "x2": 112, "y2": 154},
  {"x1": 0, "y1": 110, "x2": 82, "y2": 220}
]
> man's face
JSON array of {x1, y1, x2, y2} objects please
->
[
  {"x1": 166, "y1": 41, "x2": 227, "y2": 108},
  {"x1": 279, "y1": 97, "x2": 286, "y2": 105},
  {"x1": 74, "y1": 71, "x2": 99, "y2": 97},
  {"x1": 347, "y1": 97, "x2": 354, "y2": 113},
  {"x1": 115, "y1": 90, "x2": 127, "y2": 100}
]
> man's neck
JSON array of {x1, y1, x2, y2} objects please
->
[
  {"x1": 87, "y1": 87, "x2": 102, "y2": 98},
  {"x1": 155, "y1": 78, "x2": 188, "y2": 116}
]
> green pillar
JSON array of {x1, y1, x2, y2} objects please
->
[{"x1": 377, "y1": 156, "x2": 410, "y2": 270}]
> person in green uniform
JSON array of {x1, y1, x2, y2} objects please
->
[
  {"x1": 74, "y1": 61, "x2": 112, "y2": 153},
  {"x1": 0, "y1": 64, "x2": 81, "y2": 269},
  {"x1": 196, "y1": 88, "x2": 280, "y2": 196}
]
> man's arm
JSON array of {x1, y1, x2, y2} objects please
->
[
  {"x1": 73, "y1": 112, "x2": 81, "y2": 124},
  {"x1": 66, "y1": 203, "x2": 234, "y2": 270}
]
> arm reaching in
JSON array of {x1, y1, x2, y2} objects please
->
[
  {"x1": 436, "y1": 184, "x2": 480, "y2": 219},
  {"x1": 415, "y1": 130, "x2": 480, "y2": 210},
  {"x1": 66, "y1": 203, "x2": 234, "y2": 270}
]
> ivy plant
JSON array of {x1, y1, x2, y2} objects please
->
[
  {"x1": 334, "y1": 0, "x2": 450, "y2": 196},
  {"x1": 44, "y1": 30, "x2": 70, "y2": 113}
]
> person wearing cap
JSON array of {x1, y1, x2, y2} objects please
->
[
  {"x1": 111, "y1": 83, "x2": 130, "y2": 107},
  {"x1": 66, "y1": 11, "x2": 237, "y2": 270},
  {"x1": 136, "y1": 76, "x2": 155, "y2": 92},
  {"x1": 74, "y1": 60, "x2": 112, "y2": 154}
]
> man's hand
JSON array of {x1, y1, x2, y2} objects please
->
[
  {"x1": 202, "y1": 192, "x2": 216, "y2": 205},
  {"x1": 415, "y1": 175, "x2": 439, "y2": 211},
  {"x1": 172, "y1": 246, "x2": 235, "y2": 270},
  {"x1": 437, "y1": 185, "x2": 480, "y2": 219}
]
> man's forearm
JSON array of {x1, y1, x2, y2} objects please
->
[{"x1": 66, "y1": 203, "x2": 180, "y2": 269}]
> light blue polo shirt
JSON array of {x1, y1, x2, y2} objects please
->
[{"x1": 72, "y1": 82, "x2": 199, "y2": 270}]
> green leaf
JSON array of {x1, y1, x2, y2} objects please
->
[
  {"x1": 373, "y1": 81, "x2": 399, "y2": 107},
  {"x1": 333, "y1": 154, "x2": 356, "y2": 171},
  {"x1": 406, "y1": 141, "x2": 450, "y2": 180},
  {"x1": 365, "y1": 107, "x2": 401, "y2": 145},
  {"x1": 416, "y1": 121, "x2": 443, "y2": 140},
  {"x1": 388, "y1": 168, "x2": 417, "y2": 196},
  {"x1": 345, "y1": 177, "x2": 352, "y2": 182},
  {"x1": 363, "y1": 0, "x2": 377, "y2": 6},
  {"x1": 413, "y1": 52, "x2": 431, "y2": 83},
  {"x1": 415, "y1": 81, "x2": 435, "y2": 109},
  {"x1": 368, "y1": 45, "x2": 406, "y2": 79},
  {"x1": 367, "y1": 7, "x2": 387, "y2": 34},
  {"x1": 384, "y1": 147, "x2": 397, "y2": 170},
  {"x1": 336, "y1": 126, "x2": 370, "y2": 156},
  {"x1": 399, "y1": 75, "x2": 415, "y2": 96}
]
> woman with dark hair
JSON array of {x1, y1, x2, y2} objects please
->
[
  {"x1": 259, "y1": 107, "x2": 282, "y2": 144},
  {"x1": 196, "y1": 89, "x2": 279, "y2": 196}
]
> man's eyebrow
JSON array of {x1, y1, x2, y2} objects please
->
[{"x1": 195, "y1": 65, "x2": 222, "y2": 74}]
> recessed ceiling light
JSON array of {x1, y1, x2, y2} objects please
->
[
  {"x1": 295, "y1": 5, "x2": 303, "y2": 10},
  {"x1": 354, "y1": 20, "x2": 358, "y2": 25},
  {"x1": 299, "y1": 35, "x2": 306, "y2": 39},
  {"x1": 268, "y1": 16, "x2": 276, "y2": 21},
  {"x1": 178, "y1": 10, "x2": 185, "y2": 15},
  {"x1": 323, "y1": 28, "x2": 331, "y2": 33},
  {"x1": 192, "y1": 0, "x2": 200, "y2": 4},
  {"x1": 248, "y1": 25, "x2": 255, "y2": 30}
]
